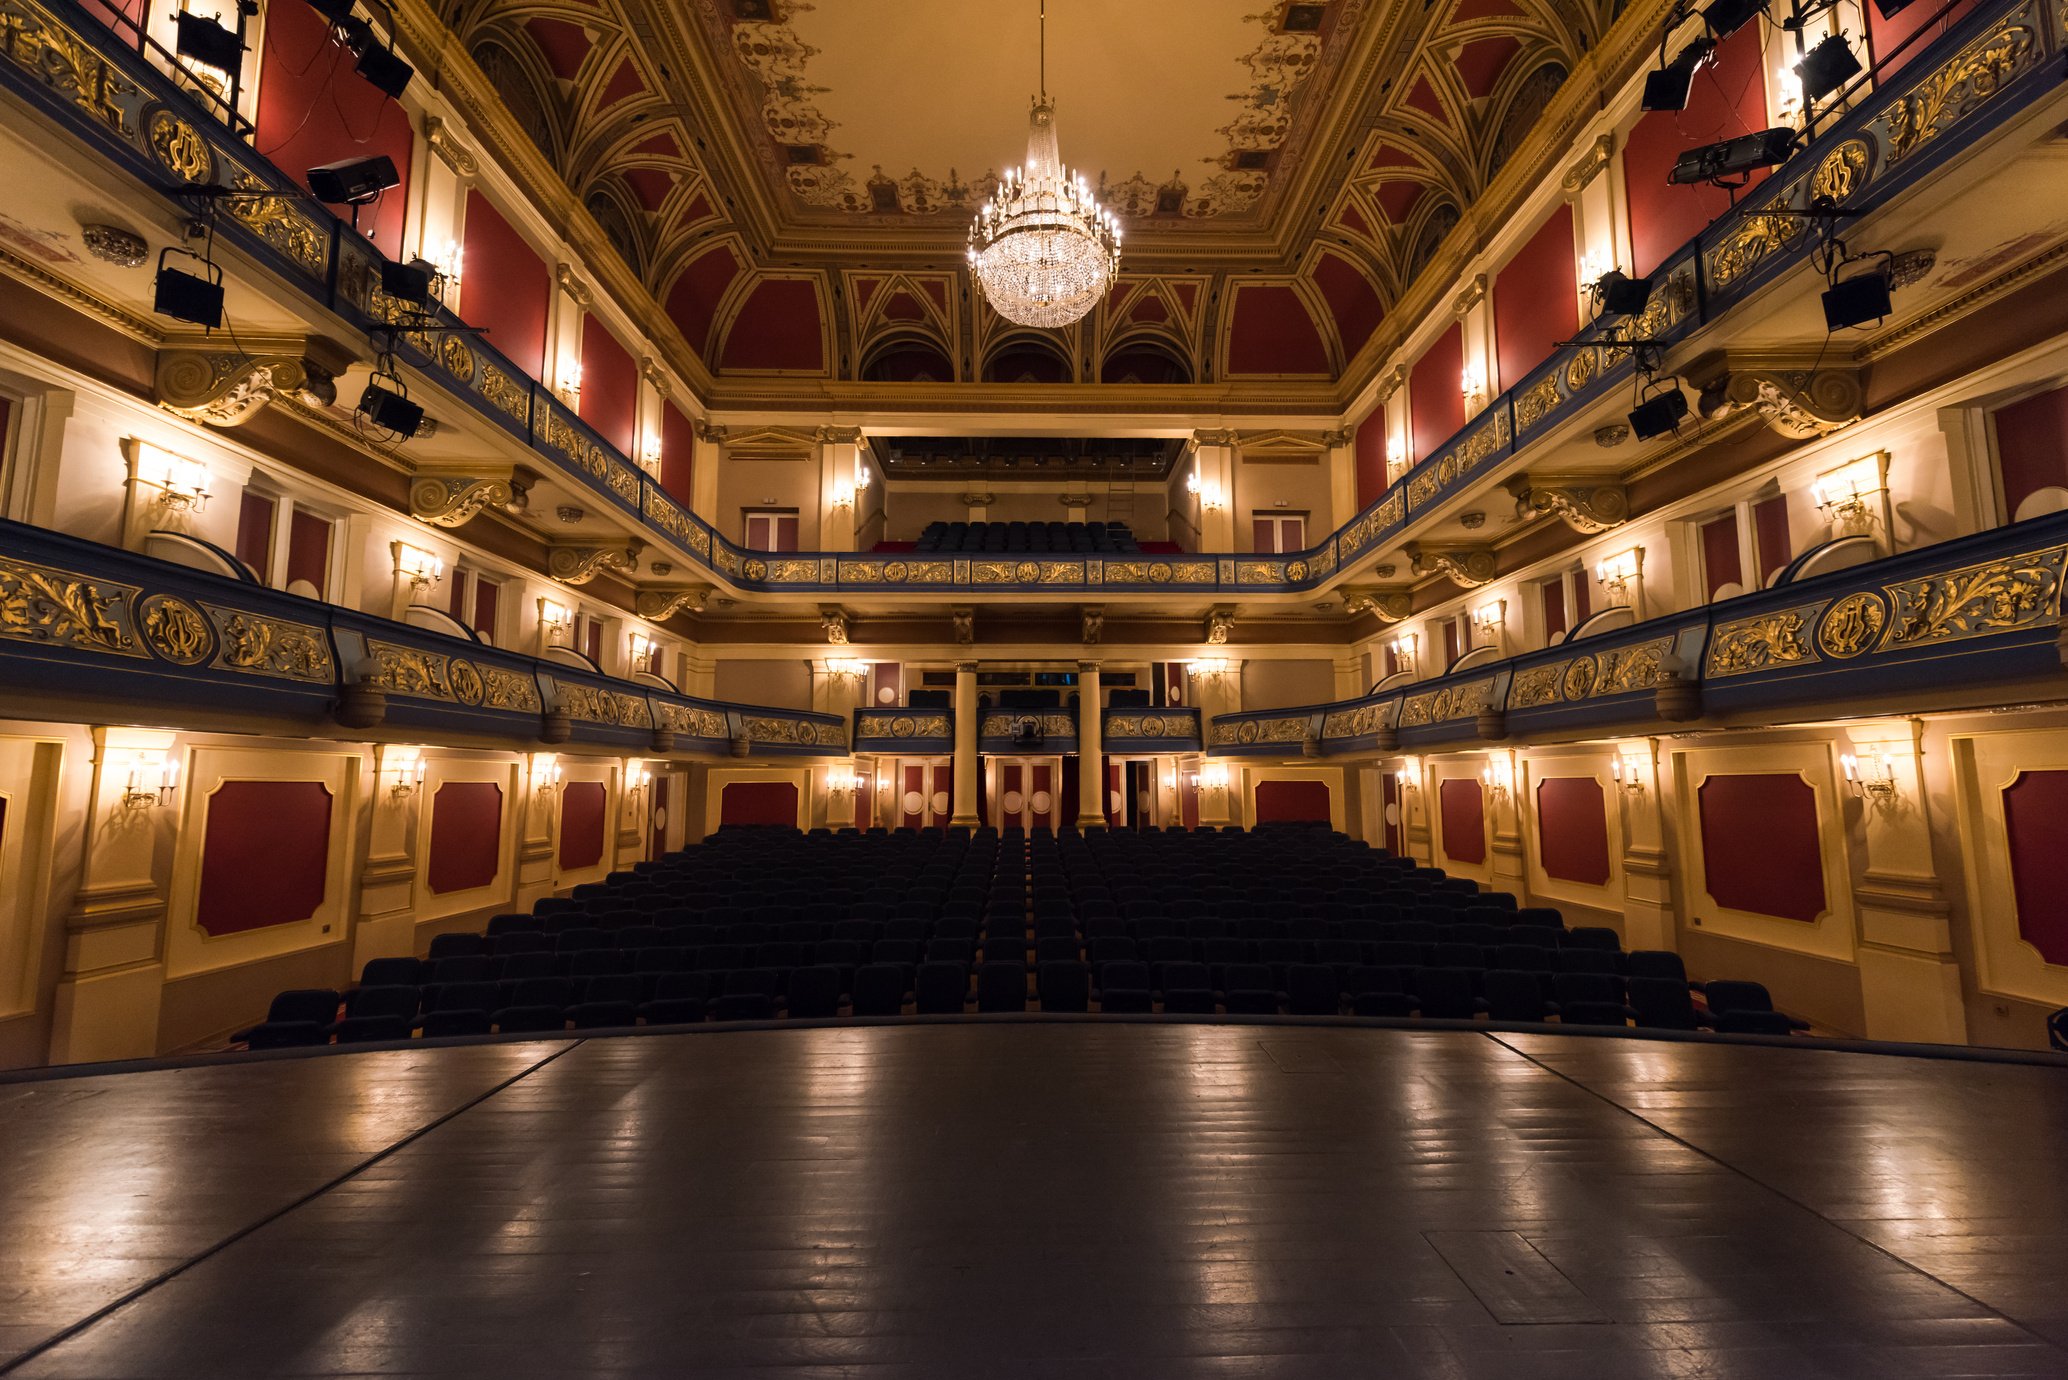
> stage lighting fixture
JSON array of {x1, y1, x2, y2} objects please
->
[
  {"x1": 1701, "y1": 0, "x2": 1765, "y2": 37},
  {"x1": 358, "y1": 376, "x2": 424, "y2": 438},
  {"x1": 1870, "y1": 0, "x2": 1916, "y2": 18},
  {"x1": 153, "y1": 248, "x2": 224, "y2": 329},
  {"x1": 380, "y1": 257, "x2": 436, "y2": 307},
  {"x1": 173, "y1": 10, "x2": 242, "y2": 71},
  {"x1": 307, "y1": 154, "x2": 399, "y2": 205},
  {"x1": 1640, "y1": 37, "x2": 1714, "y2": 112},
  {"x1": 1628, "y1": 387, "x2": 1689, "y2": 440},
  {"x1": 1595, "y1": 270, "x2": 1653, "y2": 317},
  {"x1": 1796, "y1": 34, "x2": 1862, "y2": 102},
  {"x1": 1668, "y1": 127, "x2": 1794, "y2": 184},
  {"x1": 353, "y1": 40, "x2": 413, "y2": 98},
  {"x1": 1822, "y1": 269, "x2": 1892, "y2": 330},
  {"x1": 301, "y1": 0, "x2": 354, "y2": 22}
]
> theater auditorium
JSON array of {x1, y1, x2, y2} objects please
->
[{"x1": 2, "y1": 0, "x2": 2068, "y2": 1372}]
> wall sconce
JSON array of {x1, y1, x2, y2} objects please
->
[
  {"x1": 1609, "y1": 755, "x2": 1646, "y2": 794},
  {"x1": 1187, "y1": 657, "x2": 1230, "y2": 679},
  {"x1": 133, "y1": 442, "x2": 211, "y2": 511},
  {"x1": 1460, "y1": 364, "x2": 1488, "y2": 407},
  {"x1": 392, "y1": 541, "x2": 443, "y2": 590},
  {"x1": 387, "y1": 752, "x2": 427, "y2": 800},
  {"x1": 1389, "y1": 631, "x2": 1419, "y2": 675},
  {"x1": 829, "y1": 768, "x2": 864, "y2": 798},
  {"x1": 428, "y1": 238, "x2": 462, "y2": 299},
  {"x1": 1813, "y1": 455, "x2": 1887, "y2": 536},
  {"x1": 1480, "y1": 758, "x2": 1514, "y2": 802},
  {"x1": 1576, "y1": 251, "x2": 1611, "y2": 295},
  {"x1": 1774, "y1": 66, "x2": 1806, "y2": 123},
  {"x1": 539, "y1": 598, "x2": 571, "y2": 640},
  {"x1": 1394, "y1": 761, "x2": 1419, "y2": 794},
  {"x1": 854, "y1": 463, "x2": 872, "y2": 491},
  {"x1": 1841, "y1": 751, "x2": 1898, "y2": 805},
  {"x1": 627, "y1": 763, "x2": 652, "y2": 800},
  {"x1": 1199, "y1": 761, "x2": 1230, "y2": 792},
  {"x1": 1470, "y1": 598, "x2": 1506, "y2": 642},
  {"x1": 118, "y1": 751, "x2": 180, "y2": 810},
  {"x1": 1199, "y1": 479, "x2": 1226, "y2": 512},
  {"x1": 1594, "y1": 547, "x2": 1643, "y2": 606},
  {"x1": 559, "y1": 359, "x2": 583, "y2": 405},
  {"x1": 1385, "y1": 435, "x2": 1408, "y2": 478},
  {"x1": 830, "y1": 480, "x2": 855, "y2": 509},
  {"x1": 825, "y1": 657, "x2": 869, "y2": 682},
  {"x1": 534, "y1": 758, "x2": 562, "y2": 794},
  {"x1": 640, "y1": 436, "x2": 662, "y2": 474},
  {"x1": 628, "y1": 630, "x2": 654, "y2": 669}
]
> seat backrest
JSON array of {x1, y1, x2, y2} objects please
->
[
  {"x1": 582, "y1": 974, "x2": 641, "y2": 1004},
  {"x1": 1702, "y1": 979, "x2": 1774, "y2": 1013},
  {"x1": 360, "y1": 956, "x2": 422, "y2": 987},
  {"x1": 346, "y1": 984, "x2": 420, "y2": 1020},
  {"x1": 268, "y1": 988, "x2": 340, "y2": 1024},
  {"x1": 432, "y1": 980, "x2": 500, "y2": 1013},
  {"x1": 1625, "y1": 950, "x2": 1687, "y2": 982},
  {"x1": 1551, "y1": 971, "x2": 1623, "y2": 1004},
  {"x1": 1223, "y1": 963, "x2": 1273, "y2": 990},
  {"x1": 1627, "y1": 976, "x2": 1695, "y2": 1020},
  {"x1": 1099, "y1": 960, "x2": 1151, "y2": 989},
  {"x1": 510, "y1": 976, "x2": 576, "y2": 1007},
  {"x1": 1482, "y1": 969, "x2": 1544, "y2": 1012}
]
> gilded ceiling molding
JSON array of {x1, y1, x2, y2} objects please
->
[
  {"x1": 547, "y1": 544, "x2": 641, "y2": 586},
  {"x1": 814, "y1": 425, "x2": 864, "y2": 445},
  {"x1": 1407, "y1": 544, "x2": 1497, "y2": 588},
  {"x1": 1205, "y1": 608, "x2": 1235, "y2": 645},
  {"x1": 1502, "y1": 475, "x2": 1630, "y2": 534},
  {"x1": 694, "y1": 419, "x2": 729, "y2": 443},
  {"x1": 1340, "y1": 587, "x2": 1412, "y2": 622},
  {"x1": 1560, "y1": 133, "x2": 1614, "y2": 194},
  {"x1": 1191, "y1": 429, "x2": 1240, "y2": 449},
  {"x1": 719, "y1": 426, "x2": 817, "y2": 460},
  {"x1": 1235, "y1": 429, "x2": 1333, "y2": 456},
  {"x1": 423, "y1": 115, "x2": 479, "y2": 177},
  {"x1": 634, "y1": 585, "x2": 713, "y2": 620},
  {"x1": 1451, "y1": 274, "x2": 1487, "y2": 316}
]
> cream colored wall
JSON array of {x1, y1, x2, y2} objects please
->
[
  {"x1": 1239, "y1": 659, "x2": 1335, "y2": 711},
  {"x1": 713, "y1": 658, "x2": 813, "y2": 710},
  {"x1": 717, "y1": 454, "x2": 819, "y2": 547},
  {"x1": 1232, "y1": 456, "x2": 1333, "y2": 550}
]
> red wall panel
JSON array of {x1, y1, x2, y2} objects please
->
[
  {"x1": 1226, "y1": 284, "x2": 1332, "y2": 376},
  {"x1": 578, "y1": 315, "x2": 638, "y2": 453},
  {"x1": 1439, "y1": 777, "x2": 1486, "y2": 865},
  {"x1": 1493, "y1": 204, "x2": 1577, "y2": 390},
  {"x1": 720, "y1": 780, "x2": 798, "y2": 828},
  {"x1": 1255, "y1": 779, "x2": 1332, "y2": 824},
  {"x1": 2002, "y1": 770, "x2": 2068, "y2": 965},
  {"x1": 1409, "y1": 324, "x2": 1465, "y2": 461},
  {"x1": 1697, "y1": 773, "x2": 1826, "y2": 921},
  {"x1": 460, "y1": 191, "x2": 550, "y2": 378},
  {"x1": 720, "y1": 278, "x2": 826, "y2": 373},
  {"x1": 659, "y1": 400, "x2": 697, "y2": 508},
  {"x1": 1535, "y1": 776, "x2": 1611, "y2": 887},
  {"x1": 559, "y1": 780, "x2": 608, "y2": 870},
  {"x1": 1622, "y1": 27, "x2": 1770, "y2": 276},
  {"x1": 1354, "y1": 409, "x2": 1389, "y2": 510},
  {"x1": 257, "y1": 1, "x2": 414, "y2": 254},
  {"x1": 427, "y1": 781, "x2": 503, "y2": 895},
  {"x1": 1994, "y1": 384, "x2": 2068, "y2": 521},
  {"x1": 196, "y1": 780, "x2": 333, "y2": 936}
]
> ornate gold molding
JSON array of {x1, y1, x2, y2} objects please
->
[
  {"x1": 634, "y1": 584, "x2": 713, "y2": 620},
  {"x1": 1451, "y1": 274, "x2": 1487, "y2": 316},
  {"x1": 818, "y1": 605, "x2": 851, "y2": 645},
  {"x1": 423, "y1": 115, "x2": 478, "y2": 176},
  {"x1": 814, "y1": 424, "x2": 864, "y2": 445},
  {"x1": 554, "y1": 264, "x2": 592, "y2": 308},
  {"x1": 1503, "y1": 475, "x2": 1630, "y2": 534},
  {"x1": 1407, "y1": 544, "x2": 1497, "y2": 588},
  {"x1": 408, "y1": 476, "x2": 514, "y2": 528},
  {"x1": 1080, "y1": 606, "x2": 1104, "y2": 644},
  {"x1": 1561, "y1": 134, "x2": 1614, "y2": 194},
  {"x1": 1689, "y1": 353, "x2": 1863, "y2": 440},
  {"x1": 1340, "y1": 586, "x2": 1412, "y2": 622},
  {"x1": 547, "y1": 544, "x2": 640, "y2": 586},
  {"x1": 640, "y1": 356, "x2": 670, "y2": 397},
  {"x1": 154, "y1": 347, "x2": 332, "y2": 427},
  {"x1": 1205, "y1": 608, "x2": 1235, "y2": 645}
]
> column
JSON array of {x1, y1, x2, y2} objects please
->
[
  {"x1": 1324, "y1": 428, "x2": 1356, "y2": 538},
  {"x1": 691, "y1": 421, "x2": 724, "y2": 525},
  {"x1": 950, "y1": 660, "x2": 981, "y2": 829},
  {"x1": 1487, "y1": 748, "x2": 1527, "y2": 895},
  {"x1": 816, "y1": 426, "x2": 862, "y2": 553},
  {"x1": 1189, "y1": 432, "x2": 1236, "y2": 551},
  {"x1": 812, "y1": 658, "x2": 866, "y2": 830},
  {"x1": 1076, "y1": 661, "x2": 1106, "y2": 830},
  {"x1": 48, "y1": 726, "x2": 175, "y2": 1063},
  {"x1": 1844, "y1": 720, "x2": 1969, "y2": 1044},
  {"x1": 354, "y1": 743, "x2": 422, "y2": 970},
  {"x1": 1614, "y1": 737, "x2": 1675, "y2": 951}
]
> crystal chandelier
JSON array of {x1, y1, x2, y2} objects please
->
[{"x1": 967, "y1": 0, "x2": 1121, "y2": 329}]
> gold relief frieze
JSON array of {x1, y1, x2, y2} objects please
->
[
  {"x1": 1406, "y1": 468, "x2": 1442, "y2": 510},
  {"x1": 604, "y1": 462, "x2": 640, "y2": 503},
  {"x1": 1817, "y1": 591, "x2": 1887, "y2": 658},
  {"x1": 686, "y1": 526, "x2": 712, "y2": 558},
  {"x1": 742, "y1": 558, "x2": 767, "y2": 582},
  {"x1": 205, "y1": 605, "x2": 330, "y2": 682},
  {"x1": 1321, "y1": 702, "x2": 1392, "y2": 740},
  {"x1": 1705, "y1": 602, "x2": 1827, "y2": 678},
  {"x1": 1508, "y1": 637, "x2": 1673, "y2": 710},
  {"x1": 144, "y1": 105, "x2": 210, "y2": 183},
  {"x1": 743, "y1": 714, "x2": 827, "y2": 745},
  {"x1": 858, "y1": 712, "x2": 950, "y2": 739},
  {"x1": 0, "y1": 556, "x2": 145, "y2": 657},
  {"x1": 559, "y1": 683, "x2": 652, "y2": 728},
  {"x1": 364, "y1": 640, "x2": 537, "y2": 711},
  {"x1": 1708, "y1": 211, "x2": 1805, "y2": 290},
  {"x1": 1883, "y1": 16, "x2": 2041, "y2": 163},
  {"x1": 1565, "y1": 348, "x2": 1599, "y2": 391},
  {"x1": 1880, "y1": 544, "x2": 2067, "y2": 650},
  {"x1": 1236, "y1": 560, "x2": 1283, "y2": 585},
  {"x1": 713, "y1": 545, "x2": 740, "y2": 576},
  {"x1": 477, "y1": 365, "x2": 528, "y2": 422},
  {"x1": 980, "y1": 711, "x2": 1075, "y2": 738},
  {"x1": 1104, "y1": 712, "x2": 1197, "y2": 741},
  {"x1": 764, "y1": 559, "x2": 820, "y2": 583},
  {"x1": 1810, "y1": 139, "x2": 1873, "y2": 205},
  {"x1": 1209, "y1": 720, "x2": 1242, "y2": 746},
  {"x1": 138, "y1": 593, "x2": 210, "y2": 664},
  {"x1": 1515, "y1": 375, "x2": 1563, "y2": 431},
  {"x1": 657, "y1": 702, "x2": 728, "y2": 739},
  {"x1": 222, "y1": 175, "x2": 327, "y2": 278},
  {"x1": 1223, "y1": 716, "x2": 1314, "y2": 746},
  {"x1": 1, "y1": 0, "x2": 139, "y2": 136}
]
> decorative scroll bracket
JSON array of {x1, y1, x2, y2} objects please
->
[
  {"x1": 1406, "y1": 544, "x2": 1497, "y2": 589},
  {"x1": 635, "y1": 584, "x2": 713, "y2": 620},
  {"x1": 548, "y1": 543, "x2": 640, "y2": 586},
  {"x1": 819, "y1": 605, "x2": 851, "y2": 645},
  {"x1": 155, "y1": 346, "x2": 341, "y2": 428},
  {"x1": 1689, "y1": 352, "x2": 1864, "y2": 440},
  {"x1": 1503, "y1": 475, "x2": 1630, "y2": 534},
  {"x1": 1340, "y1": 586, "x2": 1412, "y2": 622},
  {"x1": 408, "y1": 476, "x2": 515, "y2": 529}
]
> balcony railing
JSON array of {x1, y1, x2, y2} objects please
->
[
  {"x1": 0, "y1": 0, "x2": 2057, "y2": 596},
  {"x1": 1208, "y1": 511, "x2": 2068, "y2": 755},
  {"x1": 0, "y1": 519, "x2": 846, "y2": 754}
]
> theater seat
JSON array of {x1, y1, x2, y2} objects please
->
[
  {"x1": 977, "y1": 961, "x2": 1027, "y2": 1012},
  {"x1": 851, "y1": 963, "x2": 907, "y2": 1016},
  {"x1": 1037, "y1": 960, "x2": 1090, "y2": 1012},
  {"x1": 236, "y1": 989, "x2": 340, "y2": 1049}
]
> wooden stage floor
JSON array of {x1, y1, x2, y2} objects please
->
[{"x1": 2, "y1": 1024, "x2": 2066, "y2": 1378}]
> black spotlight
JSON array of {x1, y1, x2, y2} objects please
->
[
  {"x1": 1640, "y1": 37, "x2": 1714, "y2": 112},
  {"x1": 358, "y1": 375, "x2": 424, "y2": 438},
  {"x1": 173, "y1": 9, "x2": 243, "y2": 71},
  {"x1": 1668, "y1": 127, "x2": 1795, "y2": 184},
  {"x1": 153, "y1": 247, "x2": 224, "y2": 329},
  {"x1": 353, "y1": 40, "x2": 413, "y2": 98},
  {"x1": 1796, "y1": 34, "x2": 1862, "y2": 103},
  {"x1": 1823, "y1": 268, "x2": 1893, "y2": 330},
  {"x1": 1870, "y1": 0, "x2": 1916, "y2": 18},
  {"x1": 1628, "y1": 387, "x2": 1690, "y2": 440},
  {"x1": 1701, "y1": 0, "x2": 1766, "y2": 37},
  {"x1": 380, "y1": 257, "x2": 437, "y2": 307},
  {"x1": 307, "y1": 154, "x2": 399, "y2": 205},
  {"x1": 301, "y1": 0, "x2": 354, "y2": 22},
  {"x1": 1596, "y1": 270, "x2": 1653, "y2": 317}
]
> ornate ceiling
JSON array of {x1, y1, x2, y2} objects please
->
[{"x1": 432, "y1": 0, "x2": 1628, "y2": 392}]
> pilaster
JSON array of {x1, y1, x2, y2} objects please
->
[{"x1": 1613, "y1": 738, "x2": 1675, "y2": 951}]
